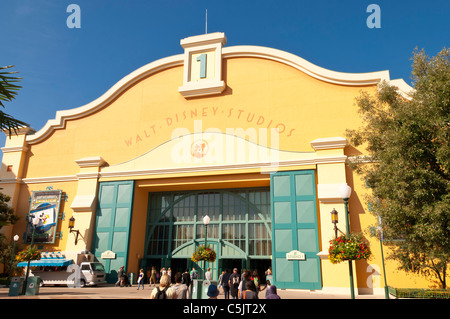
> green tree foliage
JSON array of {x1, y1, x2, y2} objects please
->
[
  {"x1": 0, "y1": 192, "x2": 18, "y2": 229},
  {"x1": 0, "y1": 192, "x2": 20, "y2": 276},
  {"x1": 346, "y1": 48, "x2": 449, "y2": 288},
  {"x1": 0, "y1": 235, "x2": 22, "y2": 277},
  {"x1": 0, "y1": 65, "x2": 29, "y2": 136}
]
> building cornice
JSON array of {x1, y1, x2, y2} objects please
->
[
  {"x1": 223, "y1": 46, "x2": 391, "y2": 86},
  {"x1": 1, "y1": 146, "x2": 29, "y2": 153},
  {"x1": 310, "y1": 137, "x2": 348, "y2": 150},
  {"x1": 0, "y1": 154, "x2": 347, "y2": 185},
  {"x1": 75, "y1": 156, "x2": 106, "y2": 168}
]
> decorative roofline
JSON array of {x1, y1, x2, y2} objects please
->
[{"x1": 25, "y1": 45, "x2": 413, "y2": 145}]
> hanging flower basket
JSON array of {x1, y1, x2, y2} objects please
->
[
  {"x1": 328, "y1": 233, "x2": 371, "y2": 264},
  {"x1": 191, "y1": 245, "x2": 216, "y2": 263},
  {"x1": 16, "y1": 246, "x2": 41, "y2": 262}
]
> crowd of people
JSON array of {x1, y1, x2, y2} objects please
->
[
  {"x1": 115, "y1": 265, "x2": 280, "y2": 299},
  {"x1": 219, "y1": 267, "x2": 280, "y2": 300}
]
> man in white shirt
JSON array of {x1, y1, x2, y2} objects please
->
[{"x1": 205, "y1": 267, "x2": 212, "y2": 280}]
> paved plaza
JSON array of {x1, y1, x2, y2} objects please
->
[{"x1": 0, "y1": 283, "x2": 387, "y2": 299}]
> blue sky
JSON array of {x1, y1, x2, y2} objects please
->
[{"x1": 0, "y1": 0, "x2": 449, "y2": 151}]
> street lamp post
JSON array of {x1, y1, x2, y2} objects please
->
[
  {"x1": 22, "y1": 215, "x2": 41, "y2": 295},
  {"x1": 8, "y1": 235, "x2": 19, "y2": 285},
  {"x1": 202, "y1": 215, "x2": 210, "y2": 280},
  {"x1": 339, "y1": 184, "x2": 355, "y2": 299},
  {"x1": 377, "y1": 215, "x2": 390, "y2": 299}
]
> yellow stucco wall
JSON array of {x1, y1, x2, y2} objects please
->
[
  {"x1": 1, "y1": 43, "x2": 440, "y2": 291},
  {"x1": 23, "y1": 57, "x2": 374, "y2": 178}
]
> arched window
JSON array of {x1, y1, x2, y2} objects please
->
[{"x1": 144, "y1": 188, "x2": 271, "y2": 259}]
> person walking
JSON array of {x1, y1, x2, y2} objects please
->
[
  {"x1": 151, "y1": 274, "x2": 175, "y2": 299},
  {"x1": 241, "y1": 280, "x2": 259, "y2": 299},
  {"x1": 167, "y1": 267, "x2": 172, "y2": 282},
  {"x1": 266, "y1": 285, "x2": 281, "y2": 299},
  {"x1": 207, "y1": 284, "x2": 220, "y2": 299},
  {"x1": 238, "y1": 270, "x2": 252, "y2": 298},
  {"x1": 205, "y1": 267, "x2": 212, "y2": 281},
  {"x1": 146, "y1": 268, "x2": 151, "y2": 285},
  {"x1": 265, "y1": 268, "x2": 273, "y2": 287},
  {"x1": 172, "y1": 272, "x2": 188, "y2": 299},
  {"x1": 115, "y1": 266, "x2": 124, "y2": 287},
  {"x1": 190, "y1": 267, "x2": 198, "y2": 280},
  {"x1": 252, "y1": 270, "x2": 261, "y2": 292},
  {"x1": 218, "y1": 270, "x2": 224, "y2": 291},
  {"x1": 220, "y1": 269, "x2": 231, "y2": 299},
  {"x1": 229, "y1": 268, "x2": 240, "y2": 299},
  {"x1": 181, "y1": 268, "x2": 192, "y2": 298},
  {"x1": 150, "y1": 266, "x2": 157, "y2": 286},
  {"x1": 137, "y1": 268, "x2": 145, "y2": 290}
]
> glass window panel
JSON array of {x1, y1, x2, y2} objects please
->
[
  {"x1": 112, "y1": 232, "x2": 127, "y2": 252},
  {"x1": 100, "y1": 185, "x2": 115, "y2": 204},
  {"x1": 275, "y1": 229, "x2": 292, "y2": 252},
  {"x1": 274, "y1": 202, "x2": 291, "y2": 224},
  {"x1": 273, "y1": 175, "x2": 291, "y2": 197},
  {"x1": 296, "y1": 201, "x2": 315, "y2": 224},
  {"x1": 196, "y1": 224, "x2": 202, "y2": 239},
  {"x1": 298, "y1": 229, "x2": 317, "y2": 252},
  {"x1": 249, "y1": 190, "x2": 271, "y2": 221},
  {"x1": 117, "y1": 184, "x2": 132, "y2": 204},
  {"x1": 223, "y1": 193, "x2": 247, "y2": 221},
  {"x1": 146, "y1": 189, "x2": 270, "y2": 258},
  {"x1": 97, "y1": 208, "x2": 112, "y2": 228},
  {"x1": 275, "y1": 258, "x2": 293, "y2": 282},
  {"x1": 197, "y1": 193, "x2": 220, "y2": 222},
  {"x1": 295, "y1": 174, "x2": 314, "y2": 196},
  {"x1": 249, "y1": 206, "x2": 260, "y2": 221},
  {"x1": 299, "y1": 259, "x2": 319, "y2": 283},
  {"x1": 187, "y1": 225, "x2": 193, "y2": 239},
  {"x1": 94, "y1": 232, "x2": 109, "y2": 252},
  {"x1": 173, "y1": 206, "x2": 180, "y2": 222},
  {"x1": 114, "y1": 207, "x2": 130, "y2": 228}
]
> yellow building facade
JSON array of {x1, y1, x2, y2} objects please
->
[{"x1": 0, "y1": 32, "x2": 431, "y2": 295}]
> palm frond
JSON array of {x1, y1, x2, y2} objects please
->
[
  {"x1": 0, "y1": 65, "x2": 29, "y2": 135},
  {"x1": 0, "y1": 65, "x2": 23, "y2": 108}
]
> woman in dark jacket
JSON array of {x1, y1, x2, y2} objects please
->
[{"x1": 241, "y1": 280, "x2": 259, "y2": 299}]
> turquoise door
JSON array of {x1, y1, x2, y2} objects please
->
[
  {"x1": 92, "y1": 181, "x2": 135, "y2": 283},
  {"x1": 271, "y1": 170, "x2": 321, "y2": 290}
]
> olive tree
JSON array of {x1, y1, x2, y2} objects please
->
[{"x1": 347, "y1": 48, "x2": 449, "y2": 288}]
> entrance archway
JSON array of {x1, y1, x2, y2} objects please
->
[{"x1": 142, "y1": 188, "x2": 271, "y2": 281}]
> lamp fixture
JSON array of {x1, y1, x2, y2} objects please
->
[
  {"x1": 29, "y1": 214, "x2": 41, "y2": 227},
  {"x1": 339, "y1": 184, "x2": 352, "y2": 200},
  {"x1": 68, "y1": 216, "x2": 81, "y2": 245},
  {"x1": 331, "y1": 208, "x2": 338, "y2": 224},
  {"x1": 330, "y1": 208, "x2": 339, "y2": 238}
]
